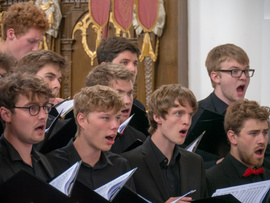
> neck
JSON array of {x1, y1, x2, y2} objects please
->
[
  {"x1": 214, "y1": 89, "x2": 232, "y2": 105},
  {"x1": 73, "y1": 136, "x2": 101, "y2": 167},
  {"x1": 230, "y1": 150, "x2": 258, "y2": 169},
  {"x1": 151, "y1": 131, "x2": 175, "y2": 163}
]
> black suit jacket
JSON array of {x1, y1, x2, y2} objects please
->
[
  {"x1": 122, "y1": 137, "x2": 207, "y2": 203},
  {"x1": 188, "y1": 93, "x2": 221, "y2": 138},
  {"x1": 206, "y1": 153, "x2": 270, "y2": 196},
  {"x1": 183, "y1": 93, "x2": 229, "y2": 168}
]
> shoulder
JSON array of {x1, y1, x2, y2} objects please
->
[
  {"x1": 45, "y1": 142, "x2": 72, "y2": 166},
  {"x1": 104, "y1": 151, "x2": 131, "y2": 171},
  {"x1": 206, "y1": 156, "x2": 229, "y2": 178},
  {"x1": 133, "y1": 99, "x2": 146, "y2": 111},
  {"x1": 198, "y1": 94, "x2": 213, "y2": 107},
  {"x1": 121, "y1": 143, "x2": 145, "y2": 164},
  {"x1": 179, "y1": 147, "x2": 203, "y2": 161},
  {"x1": 104, "y1": 151, "x2": 129, "y2": 164},
  {"x1": 124, "y1": 125, "x2": 147, "y2": 140}
]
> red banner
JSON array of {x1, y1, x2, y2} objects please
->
[
  {"x1": 89, "y1": 0, "x2": 110, "y2": 28},
  {"x1": 112, "y1": 0, "x2": 134, "y2": 31},
  {"x1": 135, "y1": 0, "x2": 158, "y2": 31}
]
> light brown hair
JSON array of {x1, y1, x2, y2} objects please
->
[
  {"x1": 73, "y1": 85, "x2": 124, "y2": 135},
  {"x1": 85, "y1": 63, "x2": 135, "y2": 87},
  {"x1": 224, "y1": 99, "x2": 269, "y2": 135},
  {"x1": 16, "y1": 50, "x2": 68, "y2": 75},
  {"x1": 148, "y1": 84, "x2": 198, "y2": 134},
  {"x1": 205, "y1": 44, "x2": 249, "y2": 88}
]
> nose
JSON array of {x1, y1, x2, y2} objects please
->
[
  {"x1": 123, "y1": 94, "x2": 132, "y2": 106},
  {"x1": 239, "y1": 71, "x2": 248, "y2": 80},
  {"x1": 183, "y1": 114, "x2": 191, "y2": 126},
  {"x1": 257, "y1": 132, "x2": 268, "y2": 144},
  {"x1": 38, "y1": 106, "x2": 47, "y2": 120},
  {"x1": 51, "y1": 79, "x2": 61, "y2": 95},
  {"x1": 126, "y1": 64, "x2": 137, "y2": 75},
  {"x1": 111, "y1": 118, "x2": 120, "y2": 130}
]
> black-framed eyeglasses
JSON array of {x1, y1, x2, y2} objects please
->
[
  {"x1": 217, "y1": 69, "x2": 255, "y2": 78},
  {"x1": 13, "y1": 104, "x2": 52, "y2": 116}
]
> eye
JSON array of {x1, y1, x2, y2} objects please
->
[
  {"x1": 134, "y1": 62, "x2": 138, "y2": 67},
  {"x1": 116, "y1": 116, "x2": 121, "y2": 122},
  {"x1": 27, "y1": 39, "x2": 39, "y2": 44},
  {"x1": 175, "y1": 111, "x2": 183, "y2": 116},
  {"x1": 232, "y1": 69, "x2": 240, "y2": 74},
  {"x1": 117, "y1": 90, "x2": 124, "y2": 95},
  {"x1": 127, "y1": 91, "x2": 133, "y2": 96},
  {"x1": 102, "y1": 117, "x2": 109, "y2": 120},
  {"x1": 45, "y1": 75, "x2": 53, "y2": 80},
  {"x1": 249, "y1": 131, "x2": 257, "y2": 136},
  {"x1": 263, "y1": 130, "x2": 269, "y2": 136},
  {"x1": 120, "y1": 61, "x2": 128, "y2": 66}
]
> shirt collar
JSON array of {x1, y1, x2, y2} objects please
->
[
  {"x1": 211, "y1": 92, "x2": 228, "y2": 115},
  {"x1": 68, "y1": 139, "x2": 113, "y2": 169},
  {"x1": 1, "y1": 136, "x2": 41, "y2": 163},
  {"x1": 149, "y1": 138, "x2": 181, "y2": 167}
]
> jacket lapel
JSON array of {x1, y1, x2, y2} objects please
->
[{"x1": 141, "y1": 138, "x2": 169, "y2": 200}]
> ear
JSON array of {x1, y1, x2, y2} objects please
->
[
  {"x1": 77, "y1": 112, "x2": 86, "y2": 129},
  {"x1": 101, "y1": 62, "x2": 106, "y2": 65},
  {"x1": 153, "y1": 114, "x2": 162, "y2": 124},
  {"x1": 6, "y1": 28, "x2": 16, "y2": 40},
  {"x1": 227, "y1": 130, "x2": 237, "y2": 145},
  {"x1": 210, "y1": 71, "x2": 221, "y2": 85},
  {"x1": 0, "y1": 107, "x2": 12, "y2": 123}
]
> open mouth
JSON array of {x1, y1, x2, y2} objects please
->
[
  {"x1": 255, "y1": 148, "x2": 264, "y2": 156},
  {"x1": 236, "y1": 85, "x2": 245, "y2": 93},
  {"x1": 121, "y1": 109, "x2": 129, "y2": 113},
  {"x1": 179, "y1": 129, "x2": 187, "y2": 134},
  {"x1": 105, "y1": 135, "x2": 115, "y2": 141},
  {"x1": 35, "y1": 124, "x2": 45, "y2": 131}
]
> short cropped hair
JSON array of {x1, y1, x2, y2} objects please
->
[
  {"x1": 16, "y1": 50, "x2": 68, "y2": 75},
  {"x1": 0, "y1": 52, "x2": 16, "y2": 73},
  {"x1": 73, "y1": 85, "x2": 124, "y2": 135},
  {"x1": 148, "y1": 84, "x2": 198, "y2": 134},
  {"x1": 85, "y1": 63, "x2": 135, "y2": 87},
  {"x1": 2, "y1": 2, "x2": 49, "y2": 40},
  {"x1": 0, "y1": 73, "x2": 53, "y2": 114},
  {"x1": 205, "y1": 44, "x2": 250, "y2": 88},
  {"x1": 224, "y1": 100, "x2": 270, "y2": 135},
  {"x1": 97, "y1": 37, "x2": 140, "y2": 64}
]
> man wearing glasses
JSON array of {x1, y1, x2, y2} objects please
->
[
  {"x1": 0, "y1": 73, "x2": 54, "y2": 184},
  {"x1": 184, "y1": 44, "x2": 254, "y2": 168}
]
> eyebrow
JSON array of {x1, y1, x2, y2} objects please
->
[{"x1": 229, "y1": 66, "x2": 250, "y2": 69}]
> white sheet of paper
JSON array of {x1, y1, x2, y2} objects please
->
[
  {"x1": 118, "y1": 114, "x2": 135, "y2": 134},
  {"x1": 212, "y1": 180, "x2": 270, "y2": 203},
  {"x1": 94, "y1": 168, "x2": 137, "y2": 201}
]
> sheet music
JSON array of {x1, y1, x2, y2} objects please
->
[
  {"x1": 56, "y1": 99, "x2": 74, "y2": 117},
  {"x1": 212, "y1": 180, "x2": 270, "y2": 203},
  {"x1": 118, "y1": 114, "x2": 135, "y2": 134}
]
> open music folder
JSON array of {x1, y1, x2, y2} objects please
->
[{"x1": 184, "y1": 108, "x2": 229, "y2": 157}]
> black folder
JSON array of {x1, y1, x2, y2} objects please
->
[
  {"x1": 71, "y1": 181, "x2": 150, "y2": 203},
  {"x1": 129, "y1": 102, "x2": 150, "y2": 136},
  {"x1": 123, "y1": 138, "x2": 143, "y2": 153},
  {"x1": 192, "y1": 194, "x2": 241, "y2": 203},
  {"x1": 0, "y1": 170, "x2": 71, "y2": 203},
  {"x1": 184, "y1": 108, "x2": 229, "y2": 158},
  {"x1": 38, "y1": 117, "x2": 77, "y2": 154}
]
